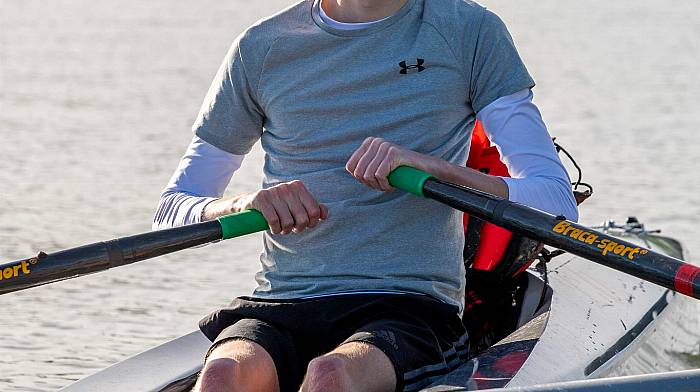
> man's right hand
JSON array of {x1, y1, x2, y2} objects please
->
[{"x1": 202, "y1": 181, "x2": 328, "y2": 235}]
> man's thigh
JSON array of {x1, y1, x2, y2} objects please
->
[{"x1": 338, "y1": 315, "x2": 468, "y2": 392}]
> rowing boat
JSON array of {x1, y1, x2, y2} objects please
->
[
  {"x1": 53, "y1": 218, "x2": 688, "y2": 391},
  {"x1": 2, "y1": 167, "x2": 698, "y2": 391}
]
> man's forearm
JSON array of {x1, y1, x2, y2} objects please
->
[
  {"x1": 152, "y1": 192, "x2": 218, "y2": 230},
  {"x1": 346, "y1": 136, "x2": 509, "y2": 198},
  {"x1": 152, "y1": 136, "x2": 244, "y2": 230},
  {"x1": 428, "y1": 158, "x2": 509, "y2": 199},
  {"x1": 476, "y1": 90, "x2": 579, "y2": 221}
]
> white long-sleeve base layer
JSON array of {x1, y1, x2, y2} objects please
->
[{"x1": 152, "y1": 89, "x2": 579, "y2": 230}]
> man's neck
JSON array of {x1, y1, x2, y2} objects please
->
[{"x1": 321, "y1": 0, "x2": 408, "y2": 23}]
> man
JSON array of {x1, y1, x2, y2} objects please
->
[{"x1": 153, "y1": 0, "x2": 578, "y2": 391}]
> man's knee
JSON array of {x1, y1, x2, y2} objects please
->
[
  {"x1": 303, "y1": 354, "x2": 352, "y2": 391},
  {"x1": 198, "y1": 358, "x2": 239, "y2": 390},
  {"x1": 301, "y1": 342, "x2": 397, "y2": 392},
  {"x1": 197, "y1": 339, "x2": 279, "y2": 392}
]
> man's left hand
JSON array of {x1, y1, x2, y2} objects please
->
[{"x1": 346, "y1": 137, "x2": 442, "y2": 192}]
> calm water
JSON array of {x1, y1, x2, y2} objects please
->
[{"x1": 1, "y1": 1, "x2": 699, "y2": 390}]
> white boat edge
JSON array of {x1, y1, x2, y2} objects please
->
[{"x1": 59, "y1": 330, "x2": 210, "y2": 392}]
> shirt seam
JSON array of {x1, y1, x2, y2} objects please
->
[
  {"x1": 254, "y1": 34, "x2": 294, "y2": 114},
  {"x1": 468, "y1": 8, "x2": 489, "y2": 108},
  {"x1": 421, "y1": 20, "x2": 470, "y2": 88}
]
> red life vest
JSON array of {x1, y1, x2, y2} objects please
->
[{"x1": 464, "y1": 121, "x2": 514, "y2": 271}]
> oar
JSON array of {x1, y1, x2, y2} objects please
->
[
  {"x1": 0, "y1": 211, "x2": 268, "y2": 295},
  {"x1": 388, "y1": 166, "x2": 700, "y2": 300},
  {"x1": 3, "y1": 167, "x2": 699, "y2": 299}
]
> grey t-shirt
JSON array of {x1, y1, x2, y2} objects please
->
[{"x1": 194, "y1": 0, "x2": 534, "y2": 311}]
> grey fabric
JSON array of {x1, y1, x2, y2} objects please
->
[{"x1": 193, "y1": 0, "x2": 535, "y2": 311}]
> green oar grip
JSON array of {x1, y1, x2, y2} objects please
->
[
  {"x1": 218, "y1": 210, "x2": 269, "y2": 240},
  {"x1": 217, "y1": 166, "x2": 432, "y2": 239},
  {"x1": 388, "y1": 166, "x2": 434, "y2": 197}
]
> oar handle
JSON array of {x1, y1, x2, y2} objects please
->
[
  {"x1": 218, "y1": 167, "x2": 433, "y2": 238},
  {"x1": 223, "y1": 168, "x2": 437, "y2": 238},
  {"x1": 220, "y1": 169, "x2": 440, "y2": 238},
  {"x1": 387, "y1": 166, "x2": 434, "y2": 197},
  {"x1": 218, "y1": 210, "x2": 269, "y2": 240}
]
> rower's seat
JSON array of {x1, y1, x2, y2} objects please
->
[{"x1": 462, "y1": 235, "x2": 543, "y2": 354}]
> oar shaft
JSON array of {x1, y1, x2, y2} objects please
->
[
  {"x1": 424, "y1": 179, "x2": 700, "y2": 298},
  {"x1": 0, "y1": 210, "x2": 268, "y2": 295},
  {"x1": 388, "y1": 166, "x2": 700, "y2": 300}
]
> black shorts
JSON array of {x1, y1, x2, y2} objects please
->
[{"x1": 198, "y1": 293, "x2": 469, "y2": 392}]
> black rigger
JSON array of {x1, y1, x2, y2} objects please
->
[{"x1": 422, "y1": 178, "x2": 700, "y2": 300}]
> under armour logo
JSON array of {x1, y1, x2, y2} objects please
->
[{"x1": 399, "y1": 58, "x2": 426, "y2": 74}]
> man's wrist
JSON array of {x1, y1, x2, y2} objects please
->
[
  {"x1": 199, "y1": 198, "x2": 220, "y2": 222},
  {"x1": 201, "y1": 197, "x2": 237, "y2": 222}
]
